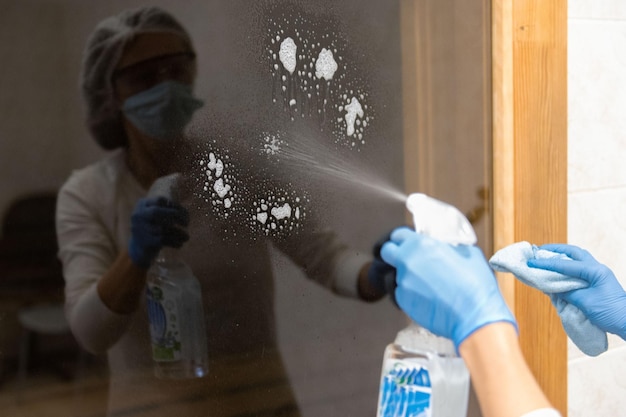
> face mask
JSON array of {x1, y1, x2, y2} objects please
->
[{"x1": 121, "y1": 81, "x2": 204, "y2": 140}]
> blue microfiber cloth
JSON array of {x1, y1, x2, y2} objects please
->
[{"x1": 489, "y1": 241, "x2": 608, "y2": 356}]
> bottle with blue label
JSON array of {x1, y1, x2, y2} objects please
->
[
  {"x1": 377, "y1": 323, "x2": 469, "y2": 417},
  {"x1": 376, "y1": 193, "x2": 474, "y2": 416},
  {"x1": 146, "y1": 247, "x2": 209, "y2": 379},
  {"x1": 144, "y1": 173, "x2": 209, "y2": 379}
]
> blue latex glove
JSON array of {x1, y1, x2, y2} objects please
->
[
  {"x1": 381, "y1": 227, "x2": 517, "y2": 350},
  {"x1": 528, "y1": 244, "x2": 626, "y2": 339},
  {"x1": 368, "y1": 231, "x2": 398, "y2": 300},
  {"x1": 128, "y1": 196, "x2": 190, "y2": 268}
]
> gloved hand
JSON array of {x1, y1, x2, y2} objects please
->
[
  {"x1": 367, "y1": 231, "x2": 398, "y2": 301},
  {"x1": 528, "y1": 244, "x2": 626, "y2": 339},
  {"x1": 381, "y1": 227, "x2": 517, "y2": 350},
  {"x1": 128, "y1": 196, "x2": 190, "y2": 269}
]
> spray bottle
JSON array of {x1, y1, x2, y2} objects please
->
[
  {"x1": 376, "y1": 193, "x2": 473, "y2": 417},
  {"x1": 145, "y1": 173, "x2": 209, "y2": 379}
]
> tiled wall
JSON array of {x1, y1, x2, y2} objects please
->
[{"x1": 568, "y1": 1, "x2": 626, "y2": 415}]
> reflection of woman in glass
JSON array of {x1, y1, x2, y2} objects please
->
[{"x1": 56, "y1": 7, "x2": 390, "y2": 416}]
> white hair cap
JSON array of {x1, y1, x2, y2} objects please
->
[{"x1": 80, "y1": 6, "x2": 193, "y2": 149}]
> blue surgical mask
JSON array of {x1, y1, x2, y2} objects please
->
[{"x1": 121, "y1": 81, "x2": 204, "y2": 140}]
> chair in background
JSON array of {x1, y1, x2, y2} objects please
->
[
  {"x1": 0, "y1": 192, "x2": 81, "y2": 392},
  {"x1": 0, "y1": 192, "x2": 64, "y2": 301}
]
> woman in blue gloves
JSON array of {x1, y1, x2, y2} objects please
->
[{"x1": 380, "y1": 227, "x2": 626, "y2": 417}]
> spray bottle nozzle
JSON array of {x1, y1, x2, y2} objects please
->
[
  {"x1": 147, "y1": 173, "x2": 183, "y2": 203},
  {"x1": 405, "y1": 193, "x2": 477, "y2": 245}
]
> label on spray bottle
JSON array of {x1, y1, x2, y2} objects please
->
[
  {"x1": 379, "y1": 359, "x2": 432, "y2": 417},
  {"x1": 146, "y1": 283, "x2": 182, "y2": 362}
]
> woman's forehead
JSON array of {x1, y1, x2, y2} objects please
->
[{"x1": 116, "y1": 32, "x2": 190, "y2": 69}]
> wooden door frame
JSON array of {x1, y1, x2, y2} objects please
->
[
  {"x1": 493, "y1": 1, "x2": 567, "y2": 414},
  {"x1": 401, "y1": 0, "x2": 568, "y2": 414}
]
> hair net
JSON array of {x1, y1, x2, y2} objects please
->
[{"x1": 80, "y1": 6, "x2": 194, "y2": 150}]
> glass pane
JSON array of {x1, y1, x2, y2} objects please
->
[{"x1": 0, "y1": 1, "x2": 490, "y2": 416}]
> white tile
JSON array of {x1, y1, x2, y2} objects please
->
[
  {"x1": 568, "y1": 118, "x2": 626, "y2": 191},
  {"x1": 608, "y1": 333, "x2": 626, "y2": 350},
  {"x1": 569, "y1": 20, "x2": 626, "y2": 190},
  {"x1": 570, "y1": 0, "x2": 626, "y2": 20},
  {"x1": 567, "y1": 13, "x2": 626, "y2": 413},
  {"x1": 569, "y1": 190, "x2": 626, "y2": 288},
  {"x1": 569, "y1": 0, "x2": 590, "y2": 19},
  {"x1": 568, "y1": 346, "x2": 626, "y2": 416},
  {"x1": 569, "y1": 21, "x2": 626, "y2": 124}
]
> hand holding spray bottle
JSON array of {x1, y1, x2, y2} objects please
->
[
  {"x1": 376, "y1": 193, "x2": 473, "y2": 417},
  {"x1": 145, "y1": 173, "x2": 209, "y2": 379}
]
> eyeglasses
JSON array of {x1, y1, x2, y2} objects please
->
[{"x1": 112, "y1": 52, "x2": 196, "y2": 96}]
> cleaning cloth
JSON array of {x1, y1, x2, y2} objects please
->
[{"x1": 489, "y1": 241, "x2": 607, "y2": 356}]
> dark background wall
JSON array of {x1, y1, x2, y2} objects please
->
[{"x1": 0, "y1": 1, "x2": 408, "y2": 415}]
